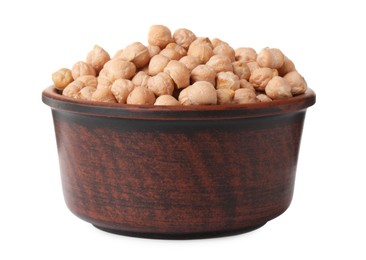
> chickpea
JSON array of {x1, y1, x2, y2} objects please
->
[
  {"x1": 246, "y1": 61, "x2": 260, "y2": 74},
  {"x1": 160, "y1": 43, "x2": 187, "y2": 60},
  {"x1": 256, "y1": 94, "x2": 272, "y2": 102},
  {"x1": 97, "y1": 73, "x2": 113, "y2": 90},
  {"x1": 148, "y1": 25, "x2": 173, "y2": 49},
  {"x1": 216, "y1": 71, "x2": 240, "y2": 91},
  {"x1": 179, "y1": 56, "x2": 200, "y2": 72},
  {"x1": 120, "y1": 42, "x2": 150, "y2": 69},
  {"x1": 101, "y1": 59, "x2": 136, "y2": 81},
  {"x1": 257, "y1": 47, "x2": 285, "y2": 69},
  {"x1": 111, "y1": 79, "x2": 135, "y2": 103},
  {"x1": 91, "y1": 88, "x2": 117, "y2": 103},
  {"x1": 190, "y1": 37, "x2": 213, "y2": 49},
  {"x1": 62, "y1": 80, "x2": 85, "y2": 98},
  {"x1": 71, "y1": 61, "x2": 96, "y2": 80},
  {"x1": 147, "y1": 45, "x2": 161, "y2": 58},
  {"x1": 187, "y1": 41, "x2": 214, "y2": 64},
  {"x1": 278, "y1": 56, "x2": 296, "y2": 76},
  {"x1": 127, "y1": 86, "x2": 156, "y2": 105},
  {"x1": 148, "y1": 54, "x2": 170, "y2": 76},
  {"x1": 76, "y1": 75, "x2": 98, "y2": 88},
  {"x1": 283, "y1": 71, "x2": 307, "y2": 95},
  {"x1": 213, "y1": 44, "x2": 235, "y2": 62},
  {"x1": 113, "y1": 49, "x2": 124, "y2": 59},
  {"x1": 211, "y1": 38, "x2": 228, "y2": 48},
  {"x1": 235, "y1": 47, "x2": 257, "y2": 62},
  {"x1": 265, "y1": 76, "x2": 292, "y2": 99},
  {"x1": 154, "y1": 95, "x2": 180, "y2": 106},
  {"x1": 249, "y1": 67, "x2": 278, "y2": 91},
  {"x1": 178, "y1": 81, "x2": 217, "y2": 105},
  {"x1": 147, "y1": 72, "x2": 175, "y2": 96},
  {"x1": 52, "y1": 68, "x2": 73, "y2": 90},
  {"x1": 165, "y1": 43, "x2": 187, "y2": 58},
  {"x1": 206, "y1": 55, "x2": 233, "y2": 73},
  {"x1": 232, "y1": 61, "x2": 250, "y2": 80},
  {"x1": 79, "y1": 86, "x2": 97, "y2": 100},
  {"x1": 131, "y1": 71, "x2": 150, "y2": 88},
  {"x1": 233, "y1": 88, "x2": 257, "y2": 104},
  {"x1": 163, "y1": 60, "x2": 190, "y2": 89},
  {"x1": 173, "y1": 28, "x2": 196, "y2": 49},
  {"x1": 239, "y1": 79, "x2": 255, "y2": 91},
  {"x1": 86, "y1": 45, "x2": 110, "y2": 73},
  {"x1": 190, "y1": 65, "x2": 216, "y2": 86},
  {"x1": 216, "y1": 89, "x2": 235, "y2": 104}
]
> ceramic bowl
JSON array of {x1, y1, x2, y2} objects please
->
[{"x1": 42, "y1": 86, "x2": 315, "y2": 239}]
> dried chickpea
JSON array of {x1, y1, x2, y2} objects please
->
[
  {"x1": 120, "y1": 42, "x2": 150, "y2": 69},
  {"x1": 113, "y1": 49, "x2": 124, "y2": 59},
  {"x1": 278, "y1": 56, "x2": 296, "y2": 76},
  {"x1": 148, "y1": 25, "x2": 173, "y2": 49},
  {"x1": 165, "y1": 43, "x2": 187, "y2": 58},
  {"x1": 76, "y1": 75, "x2": 98, "y2": 88},
  {"x1": 154, "y1": 95, "x2": 180, "y2": 106},
  {"x1": 239, "y1": 79, "x2": 255, "y2": 91},
  {"x1": 127, "y1": 86, "x2": 156, "y2": 105},
  {"x1": 131, "y1": 71, "x2": 150, "y2": 88},
  {"x1": 86, "y1": 45, "x2": 110, "y2": 73},
  {"x1": 216, "y1": 89, "x2": 235, "y2": 104},
  {"x1": 173, "y1": 28, "x2": 196, "y2": 49},
  {"x1": 249, "y1": 67, "x2": 278, "y2": 91},
  {"x1": 257, "y1": 47, "x2": 285, "y2": 69},
  {"x1": 71, "y1": 61, "x2": 96, "y2": 80},
  {"x1": 216, "y1": 71, "x2": 240, "y2": 91},
  {"x1": 265, "y1": 76, "x2": 292, "y2": 99},
  {"x1": 190, "y1": 65, "x2": 216, "y2": 86},
  {"x1": 179, "y1": 56, "x2": 200, "y2": 72},
  {"x1": 246, "y1": 61, "x2": 260, "y2": 74},
  {"x1": 213, "y1": 44, "x2": 235, "y2": 62},
  {"x1": 159, "y1": 48, "x2": 182, "y2": 60},
  {"x1": 111, "y1": 79, "x2": 135, "y2": 103},
  {"x1": 147, "y1": 45, "x2": 161, "y2": 58},
  {"x1": 178, "y1": 81, "x2": 217, "y2": 105},
  {"x1": 147, "y1": 72, "x2": 175, "y2": 96},
  {"x1": 62, "y1": 80, "x2": 85, "y2": 98},
  {"x1": 256, "y1": 94, "x2": 272, "y2": 102},
  {"x1": 79, "y1": 86, "x2": 96, "y2": 100},
  {"x1": 233, "y1": 88, "x2": 257, "y2": 104},
  {"x1": 211, "y1": 38, "x2": 228, "y2": 48},
  {"x1": 235, "y1": 47, "x2": 257, "y2": 62},
  {"x1": 101, "y1": 59, "x2": 136, "y2": 81},
  {"x1": 91, "y1": 88, "x2": 117, "y2": 103},
  {"x1": 190, "y1": 37, "x2": 214, "y2": 48},
  {"x1": 187, "y1": 41, "x2": 214, "y2": 64},
  {"x1": 163, "y1": 60, "x2": 190, "y2": 89},
  {"x1": 206, "y1": 55, "x2": 233, "y2": 73},
  {"x1": 148, "y1": 54, "x2": 170, "y2": 76},
  {"x1": 52, "y1": 68, "x2": 73, "y2": 90},
  {"x1": 97, "y1": 73, "x2": 113, "y2": 90},
  {"x1": 283, "y1": 71, "x2": 307, "y2": 95},
  {"x1": 232, "y1": 61, "x2": 250, "y2": 80}
]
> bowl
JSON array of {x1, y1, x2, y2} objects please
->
[{"x1": 42, "y1": 86, "x2": 315, "y2": 239}]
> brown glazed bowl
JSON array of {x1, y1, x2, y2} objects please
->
[{"x1": 42, "y1": 86, "x2": 315, "y2": 239}]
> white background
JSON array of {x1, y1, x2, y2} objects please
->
[{"x1": 1, "y1": 0, "x2": 365, "y2": 259}]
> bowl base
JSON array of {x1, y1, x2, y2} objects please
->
[{"x1": 93, "y1": 223, "x2": 266, "y2": 240}]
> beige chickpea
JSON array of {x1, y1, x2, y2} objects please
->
[
  {"x1": 173, "y1": 28, "x2": 197, "y2": 49},
  {"x1": 101, "y1": 59, "x2": 136, "y2": 81},
  {"x1": 257, "y1": 47, "x2": 285, "y2": 69},
  {"x1": 166, "y1": 43, "x2": 187, "y2": 57},
  {"x1": 233, "y1": 88, "x2": 257, "y2": 104},
  {"x1": 76, "y1": 75, "x2": 98, "y2": 88},
  {"x1": 216, "y1": 71, "x2": 240, "y2": 91},
  {"x1": 148, "y1": 25, "x2": 173, "y2": 49},
  {"x1": 239, "y1": 79, "x2": 255, "y2": 91},
  {"x1": 246, "y1": 61, "x2": 260, "y2": 74},
  {"x1": 52, "y1": 68, "x2": 73, "y2": 90},
  {"x1": 127, "y1": 86, "x2": 156, "y2": 105},
  {"x1": 216, "y1": 89, "x2": 235, "y2": 104},
  {"x1": 79, "y1": 86, "x2": 97, "y2": 100},
  {"x1": 131, "y1": 71, "x2": 150, "y2": 88},
  {"x1": 62, "y1": 80, "x2": 85, "y2": 98},
  {"x1": 206, "y1": 55, "x2": 233, "y2": 73},
  {"x1": 120, "y1": 42, "x2": 150, "y2": 69},
  {"x1": 71, "y1": 61, "x2": 96, "y2": 80},
  {"x1": 91, "y1": 88, "x2": 117, "y2": 103},
  {"x1": 265, "y1": 76, "x2": 292, "y2": 99},
  {"x1": 110, "y1": 79, "x2": 135, "y2": 103},
  {"x1": 187, "y1": 41, "x2": 214, "y2": 64},
  {"x1": 163, "y1": 60, "x2": 190, "y2": 89},
  {"x1": 235, "y1": 47, "x2": 257, "y2": 62},
  {"x1": 113, "y1": 49, "x2": 124, "y2": 59},
  {"x1": 213, "y1": 44, "x2": 235, "y2": 62},
  {"x1": 278, "y1": 56, "x2": 296, "y2": 76},
  {"x1": 159, "y1": 48, "x2": 182, "y2": 60},
  {"x1": 148, "y1": 54, "x2": 170, "y2": 76},
  {"x1": 97, "y1": 73, "x2": 113, "y2": 90},
  {"x1": 147, "y1": 72, "x2": 175, "y2": 96},
  {"x1": 147, "y1": 45, "x2": 161, "y2": 58},
  {"x1": 256, "y1": 94, "x2": 272, "y2": 102},
  {"x1": 190, "y1": 65, "x2": 216, "y2": 86},
  {"x1": 86, "y1": 45, "x2": 110, "y2": 73},
  {"x1": 249, "y1": 68, "x2": 278, "y2": 91},
  {"x1": 283, "y1": 71, "x2": 307, "y2": 95},
  {"x1": 190, "y1": 37, "x2": 214, "y2": 49},
  {"x1": 178, "y1": 81, "x2": 217, "y2": 105},
  {"x1": 211, "y1": 38, "x2": 228, "y2": 48},
  {"x1": 154, "y1": 95, "x2": 180, "y2": 106},
  {"x1": 232, "y1": 61, "x2": 250, "y2": 80},
  {"x1": 179, "y1": 56, "x2": 200, "y2": 72}
]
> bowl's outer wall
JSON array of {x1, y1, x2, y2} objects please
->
[{"x1": 52, "y1": 108, "x2": 306, "y2": 234}]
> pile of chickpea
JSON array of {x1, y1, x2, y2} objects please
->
[{"x1": 52, "y1": 25, "x2": 307, "y2": 106}]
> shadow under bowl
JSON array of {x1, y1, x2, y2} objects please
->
[{"x1": 42, "y1": 86, "x2": 315, "y2": 239}]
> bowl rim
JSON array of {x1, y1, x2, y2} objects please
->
[{"x1": 42, "y1": 86, "x2": 316, "y2": 120}]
